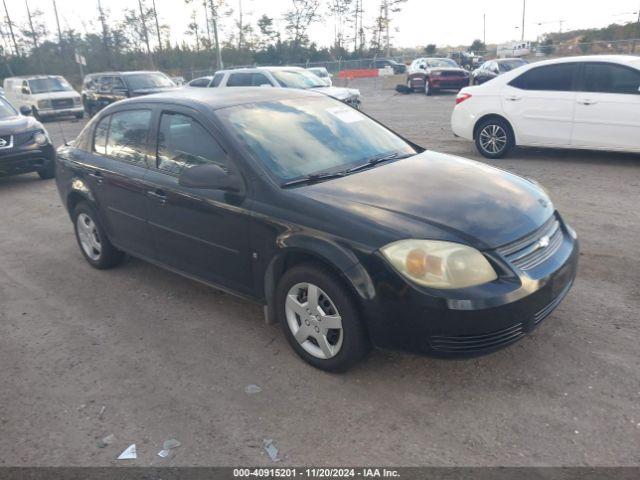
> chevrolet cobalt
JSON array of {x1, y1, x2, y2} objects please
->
[{"x1": 55, "y1": 88, "x2": 578, "y2": 371}]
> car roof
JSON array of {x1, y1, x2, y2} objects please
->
[
  {"x1": 108, "y1": 86, "x2": 325, "y2": 112},
  {"x1": 5, "y1": 75, "x2": 64, "y2": 80},
  {"x1": 217, "y1": 66, "x2": 305, "y2": 74},
  {"x1": 87, "y1": 70, "x2": 166, "y2": 77},
  {"x1": 530, "y1": 55, "x2": 640, "y2": 67}
]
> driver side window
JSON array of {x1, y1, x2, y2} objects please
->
[{"x1": 156, "y1": 112, "x2": 227, "y2": 175}]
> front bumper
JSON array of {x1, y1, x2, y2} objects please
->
[
  {"x1": 429, "y1": 77, "x2": 470, "y2": 90},
  {"x1": 0, "y1": 142, "x2": 55, "y2": 177},
  {"x1": 359, "y1": 216, "x2": 579, "y2": 357},
  {"x1": 37, "y1": 106, "x2": 84, "y2": 118}
]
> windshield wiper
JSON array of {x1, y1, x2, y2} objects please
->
[
  {"x1": 281, "y1": 171, "x2": 345, "y2": 187},
  {"x1": 346, "y1": 152, "x2": 414, "y2": 174}
]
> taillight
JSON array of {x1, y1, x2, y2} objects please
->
[{"x1": 456, "y1": 93, "x2": 472, "y2": 105}]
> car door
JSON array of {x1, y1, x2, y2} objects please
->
[
  {"x1": 571, "y1": 62, "x2": 640, "y2": 152},
  {"x1": 143, "y1": 107, "x2": 253, "y2": 295},
  {"x1": 85, "y1": 108, "x2": 156, "y2": 258},
  {"x1": 501, "y1": 62, "x2": 578, "y2": 147}
]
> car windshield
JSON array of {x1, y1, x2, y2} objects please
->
[
  {"x1": 125, "y1": 73, "x2": 175, "y2": 90},
  {"x1": 426, "y1": 59, "x2": 458, "y2": 68},
  {"x1": 499, "y1": 59, "x2": 526, "y2": 72},
  {"x1": 218, "y1": 97, "x2": 417, "y2": 182},
  {"x1": 0, "y1": 97, "x2": 17, "y2": 117},
  {"x1": 28, "y1": 77, "x2": 73, "y2": 93},
  {"x1": 309, "y1": 68, "x2": 329, "y2": 78},
  {"x1": 271, "y1": 70, "x2": 326, "y2": 89}
]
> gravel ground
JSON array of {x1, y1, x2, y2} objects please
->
[{"x1": 1, "y1": 81, "x2": 639, "y2": 467}]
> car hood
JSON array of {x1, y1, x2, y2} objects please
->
[
  {"x1": 428, "y1": 67, "x2": 468, "y2": 74},
  {"x1": 30, "y1": 90, "x2": 81, "y2": 100},
  {"x1": 313, "y1": 86, "x2": 360, "y2": 100},
  {"x1": 300, "y1": 151, "x2": 554, "y2": 249},
  {"x1": 131, "y1": 86, "x2": 180, "y2": 96},
  {"x1": 0, "y1": 115, "x2": 43, "y2": 135}
]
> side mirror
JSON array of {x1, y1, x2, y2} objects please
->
[
  {"x1": 21, "y1": 86, "x2": 30, "y2": 94},
  {"x1": 419, "y1": 64, "x2": 426, "y2": 70},
  {"x1": 19, "y1": 105, "x2": 32, "y2": 116},
  {"x1": 179, "y1": 164, "x2": 243, "y2": 193}
]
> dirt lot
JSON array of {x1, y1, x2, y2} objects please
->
[{"x1": 1, "y1": 80, "x2": 639, "y2": 467}]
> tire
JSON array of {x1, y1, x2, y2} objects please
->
[
  {"x1": 72, "y1": 202, "x2": 124, "y2": 269},
  {"x1": 474, "y1": 117, "x2": 514, "y2": 159},
  {"x1": 276, "y1": 263, "x2": 370, "y2": 372},
  {"x1": 75, "y1": 112, "x2": 84, "y2": 120},
  {"x1": 424, "y1": 77, "x2": 432, "y2": 96},
  {"x1": 37, "y1": 162, "x2": 55, "y2": 180}
]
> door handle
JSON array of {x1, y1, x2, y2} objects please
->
[
  {"x1": 505, "y1": 95, "x2": 522, "y2": 102},
  {"x1": 147, "y1": 189, "x2": 167, "y2": 204},
  {"x1": 578, "y1": 99, "x2": 597, "y2": 105},
  {"x1": 88, "y1": 170, "x2": 103, "y2": 184}
]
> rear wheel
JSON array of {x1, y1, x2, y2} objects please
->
[
  {"x1": 276, "y1": 264, "x2": 370, "y2": 372},
  {"x1": 73, "y1": 202, "x2": 124, "y2": 269},
  {"x1": 475, "y1": 117, "x2": 514, "y2": 159},
  {"x1": 75, "y1": 112, "x2": 84, "y2": 120}
]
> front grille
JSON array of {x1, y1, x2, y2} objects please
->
[
  {"x1": 430, "y1": 323, "x2": 525, "y2": 354},
  {"x1": 441, "y1": 71, "x2": 467, "y2": 78},
  {"x1": 14, "y1": 131, "x2": 35, "y2": 147},
  {"x1": 497, "y1": 216, "x2": 564, "y2": 271},
  {"x1": 52, "y1": 98, "x2": 74, "y2": 109}
]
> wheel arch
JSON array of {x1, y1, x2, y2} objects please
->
[
  {"x1": 262, "y1": 240, "x2": 375, "y2": 325},
  {"x1": 473, "y1": 113, "x2": 517, "y2": 145}
]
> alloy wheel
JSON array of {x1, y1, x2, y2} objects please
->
[
  {"x1": 77, "y1": 213, "x2": 102, "y2": 261},
  {"x1": 285, "y1": 282, "x2": 344, "y2": 360},
  {"x1": 479, "y1": 124, "x2": 508, "y2": 155}
]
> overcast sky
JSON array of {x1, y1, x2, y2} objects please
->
[{"x1": 9, "y1": 0, "x2": 640, "y2": 49}]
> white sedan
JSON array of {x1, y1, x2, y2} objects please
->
[{"x1": 451, "y1": 55, "x2": 640, "y2": 158}]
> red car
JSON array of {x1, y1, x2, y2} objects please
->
[{"x1": 407, "y1": 57, "x2": 470, "y2": 95}]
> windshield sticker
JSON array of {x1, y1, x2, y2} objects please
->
[{"x1": 326, "y1": 106, "x2": 363, "y2": 124}]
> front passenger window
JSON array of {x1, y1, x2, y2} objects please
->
[
  {"x1": 583, "y1": 63, "x2": 640, "y2": 95},
  {"x1": 105, "y1": 110, "x2": 151, "y2": 166},
  {"x1": 157, "y1": 112, "x2": 226, "y2": 175}
]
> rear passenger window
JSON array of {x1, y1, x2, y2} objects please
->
[
  {"x1": 227, "y1": 73, "x2": 253, "y2": 87},
  {"x1": 510, "y1": 63, "x2": 576, "y2": 91},
  {"x1": 252, "y1": 73, "x2": 271, "y2": 86},
  {"x1": 105, "y1": 110, "x2": 151, "y2": 166},
  {"x1": 189, "y1": 77, "x2": 210, "y2": 87},
  {"x1": 582, "y1": 63, "x2": 640, "y2": 95},
  {"x1": 211, "y1": 74, "x2": 223, "y2": 87},
  {"x1": 156, "y1": 112, "x2": 226, "y2": 175},
  {"x1": 93, "y1": 115, "x2": 110, "y2": 154}
]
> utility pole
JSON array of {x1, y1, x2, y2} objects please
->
[
  {"x1": 521, "y1": 0, "x2": 526, "y2": 41},
  {"x1": 237, "y1": 0, "x2": 243, "y2": 50},
  {"x1": 25, "y1": 0, "x2": 44, "y2": 73},
  {"x1": 2, "y1": 0, "x2": 18, "y2": 56},
  {"x1": 385, "y1": 0, "x2": 390, "y2": 57},
  {"x1": 203, "y1": 1, "x2": 212, "y2": 48},
  {"x1": 483, "y1": 13, "x2": 486, "y2": 46},
  {"x1": 137, "y1": 0, "x2": 153, "y2": 67},
  {"x1": 151, "y1": 0, "x2": 162, "y2": 53},
  {"x1": 52, "y1": 0, "x2": 63, "y2": 47}
]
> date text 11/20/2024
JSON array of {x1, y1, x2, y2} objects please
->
[{"x1": 233, "y1": 468, "x2": 400, "y2": 477}]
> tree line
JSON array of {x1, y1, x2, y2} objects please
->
[{"x1": 0, "y1": 0, "x2": 410, "y2": 84}]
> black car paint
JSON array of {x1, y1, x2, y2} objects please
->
[
  {"x1": 0, "y1": 113, "x2": 55, "y2": 177},
  {"x1": 55, "y1": 88, "x2": 579, "y2": 357}
]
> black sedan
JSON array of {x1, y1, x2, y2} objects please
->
[
  {"x1": 0, "y1": 96, "x2": 55, "y2": 179},
  {"x1": 55, "y1": 88, "x2": 578, "y2": 371},
  {"x1": 471, "y1": 58, "x2": 528, "y2": 85}
]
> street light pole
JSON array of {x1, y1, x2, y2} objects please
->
[
  {"x1": 483, "y1": 13, "x2": 486, "y2": 46},
  {"x1": 521, "y1": 0, "x2": 526, "y2": 41}
]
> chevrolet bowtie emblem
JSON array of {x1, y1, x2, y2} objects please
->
[{"x1": 537, "y1": 236, "x2": 550, "y2": 249}]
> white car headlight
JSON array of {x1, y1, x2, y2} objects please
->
[
  {"x1": 38, "y1": 99, "x2": 52, "y2": 109},
  {"x1": 430, "y1": 71, "x2": 443, "y2": 76},
  {"x1": 34, "y1": 130, "x2": 49, "y2": 145},
  {"x1": 381, "y1": 240, "x2": 497, "y2": 289},
  {"x1": 73, "y1": 96, "x2": 81, "y2": 105}
]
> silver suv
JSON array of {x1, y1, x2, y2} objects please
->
[{"x1": 186, "y1": 66, "x2": 361, "y2": 108}]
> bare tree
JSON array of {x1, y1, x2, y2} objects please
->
[
  {"x1": 284, "y1": 0, "x2": 320, "y2": 49},
  {"x1": 97, "y1": 0, "x2": 113, "y2": 68},
  {"x1": 151, "y1": 0, "x2": 163, "y2": 52},
  {"x1": 23, "y1": 1, "x2": 47, "y2": 72},
  {"x1": 370, "y1": 0, "x2": 406, "y2": 56},
  {"x1": 328, "y1": 0, "x2": 352, "y2": 51},
  {"x1": 2, "y1": 0, "x2": 19, "y2": 56}
]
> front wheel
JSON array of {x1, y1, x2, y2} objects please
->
[
  {"x1": 475, "y1": 118, "x2": 514, "y2": 159},
  {"x1": 73, "y1": 202, "x2": 124, "y2": 269},
  {"x1": 37, "y1": 162, "x2": 55, "y2": 180},
  {"x1": 276, "y1": 264, "x2": 370, "y2": 372}
]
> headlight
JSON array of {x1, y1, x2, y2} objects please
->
[
  {"x1": 73, "y1": 97, "x2": 81, "y2": 105},
  {"x1": 381, "y1": 240, "x2": 497, "y2": 289},
  {"x1": 38, "y1": 99, "x2": 52, "y2": 109},
  {"x1": 430, "y1": 71, "x2": 442, "y2": 76},
  {"x1": 33, "y1": 130, "x2": 49, "y2": 145}
]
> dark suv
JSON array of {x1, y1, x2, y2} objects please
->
[
  {"x1": 55, "y1": 88, "x2": 578, "y2": 372},
  {"x1": 370, "y1": 59, "x2": 406, "y2": 74},
  {"x1": 82, "y1": 71, "x2": 177, "y2": 116}
]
